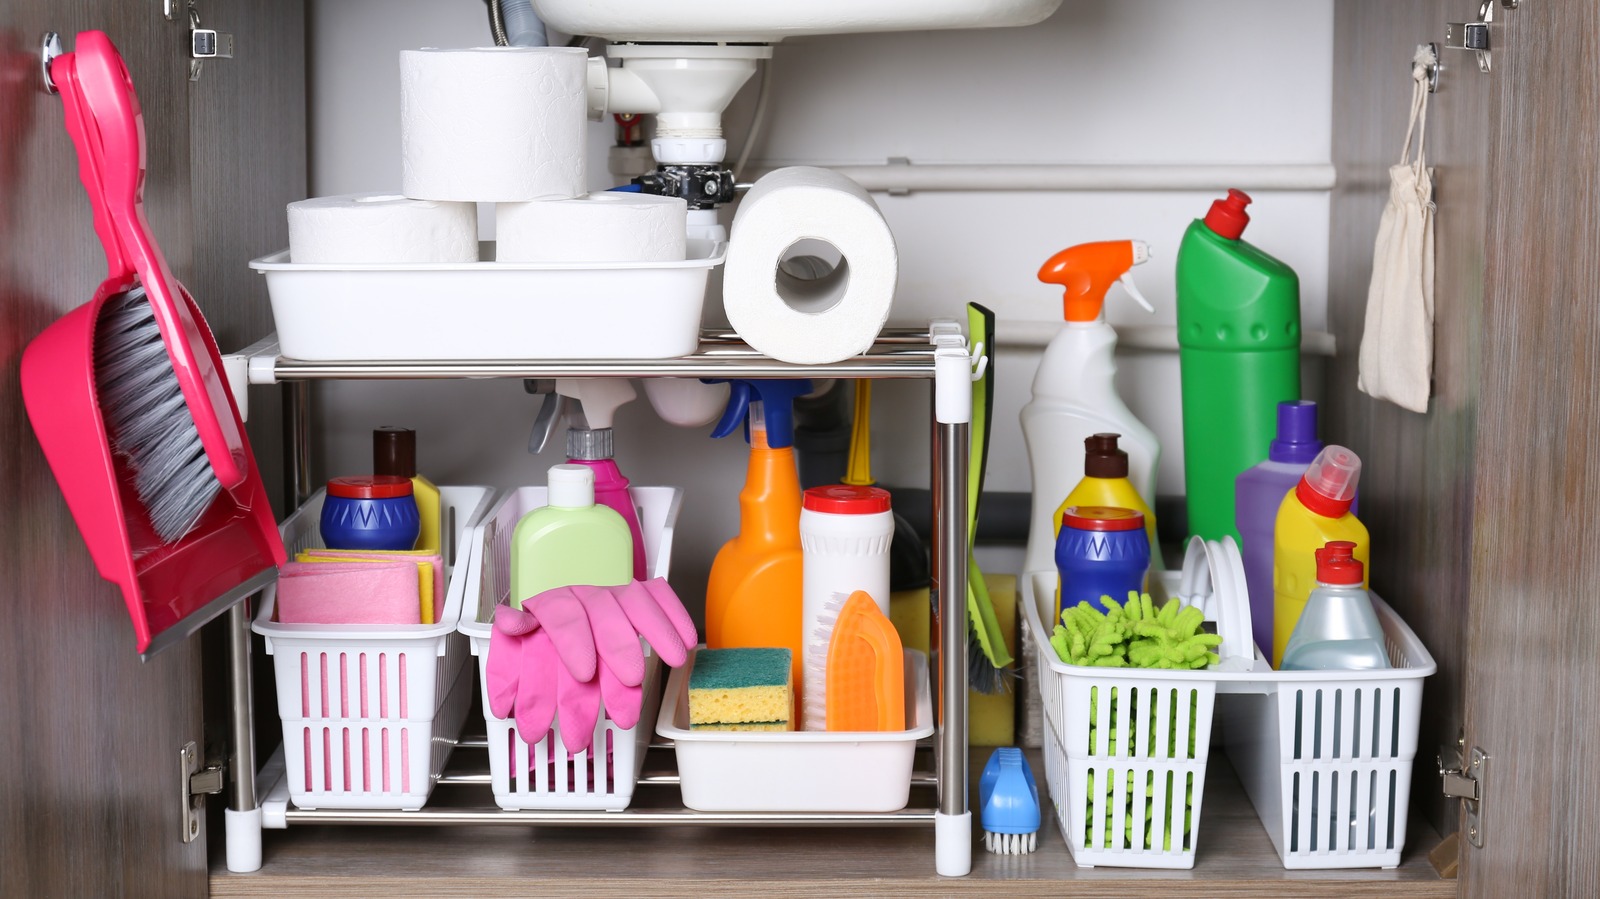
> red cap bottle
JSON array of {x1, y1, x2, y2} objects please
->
[
  {"x1": 1204, "y1": 188, "x2": 1252, "y2": 240},
  {"x1": 1314, "y1": 541, "x2": 1364, "y2": 585}
]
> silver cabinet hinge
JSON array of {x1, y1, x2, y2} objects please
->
[
  {"x1": 1446, "y1": 0, "x2": 1519, "y2": 73},
  {"x1": 188, "y1": 5, "x2": 234, "y2": 82},
  {"x1": 181, "y1": 741, "x2": 226, "y2": 843},
  {"x1": 1438, "y1": 737, "x2": 1488, "y2": 849}
]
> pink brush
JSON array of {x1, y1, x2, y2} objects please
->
[{"x1": 20, "y1": 31, "x2": 284, "y2": 654}]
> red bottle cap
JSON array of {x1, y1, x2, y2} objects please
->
[
  {"x1": 327, "y1": 475, "x2": 414, "y2": 499},
  {"x1": 803, "y1": 484, "x2": 892, "y2": 515},
  {"x1": 1203, "y1": 188, "x2": 1252, "y2": 240},
  {"x1": 1315, "y1": 541, "x2": 1364, "y2": 585},
  {"x1": 1061, "y1": 505, "x2": 1144, "y2": 532}
]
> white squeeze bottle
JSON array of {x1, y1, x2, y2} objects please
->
[{"x1": 1021, "y1": 240, "x2": 1162, "y2": 576}]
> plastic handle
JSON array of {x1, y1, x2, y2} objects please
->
[
  {"x1": 59, "y1": 32, "x2": 248, "y2": 489},
  {"x1": 1117, "y1": 272, "x2": 1155, "y2": 313}
]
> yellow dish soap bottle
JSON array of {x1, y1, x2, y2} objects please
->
[
  {"x1": 1055, "y1": 433, "x2": 1161, "y2": 565},
  {"x1": 1272, "y1": 445, "x2": 1369, "y2": 667}
]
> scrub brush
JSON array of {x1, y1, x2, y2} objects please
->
[{"x1": 980, "y1": 747, "x2": 1040, "y2": 854}]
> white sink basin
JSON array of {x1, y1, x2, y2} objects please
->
[{"x1": 532, "y1": 0, "x2": 1064, "y2": 43}]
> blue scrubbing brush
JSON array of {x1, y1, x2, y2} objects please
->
[{"x1": 980, "y1": 747, "x2": 1040, "y2": 854}]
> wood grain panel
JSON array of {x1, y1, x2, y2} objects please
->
[
  {"x1": 1328, "y1": 0, "x2": 1487, "y2": 839},
  {"x1": 211, "y1": 753, "x2": 1450, "y2": 898},
  {"x1": 0, "y1": 5, "x2": 206, "y2": 896},
  {"x1": 1462, "y1": 0, "x2": 1600, "y2": 895}
]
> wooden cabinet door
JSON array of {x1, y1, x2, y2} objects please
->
[
  {"x1": 0, "y1": 5, "x2": 206, "y2": 896},
  {"x1": 1460, "y1": 0, "x2": 1600, "y2": 894}
]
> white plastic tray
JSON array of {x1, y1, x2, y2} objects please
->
[
  {"x1": 249, "y1": 239, "x2": 725, "y2": 361},
  {"x1": 253, "y1": 485, "x2": 496, "y2": 811},
  {"x1": 658, "y1": 649, "x2": 934, "y2": 813},
  {"x1": 459, "y1": 485, "x2": 682, "y2": 811},
  {"x1": 1023, "y1": 569, "x2": 1436, "y2": 870}
]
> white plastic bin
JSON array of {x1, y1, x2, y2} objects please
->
[
  {"x1": 459, "y1": 485, "x2": 682, "y2": 811},
  {"x1": 1023, "y1": 570, "x2": 1434, "y2": 870},
  {"x1": 249, "y1": 240, "x2": 724, "y2": 361},
  {"x1": 658, "y1": 650, "x2": 934, "y2": 813},
  {"x1": 253, "y1": 485, "x2": 495, "y2": 811}
]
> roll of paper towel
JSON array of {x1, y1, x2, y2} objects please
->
[
  {"x1": 401, "y1": 47, "x2": 586, "y2": 202},
  {"x1": 287, "y1": 194, "x2": 478, "y2": 264},
  {"x1": 496, "y1": 192, "x2": 688, "y2": 263},
  {"x1": 723, "y1": 167, "x2": 897, "y2": 364}
]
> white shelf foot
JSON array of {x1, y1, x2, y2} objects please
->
[
  {"x1": 225, "y1": 807, "x2": 264, "y2": 873},
  {"x1": 935, "y1": 810, "x2": 972, "y2": 876}
]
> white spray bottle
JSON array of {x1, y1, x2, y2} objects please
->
[{"x1": 1021, "y1": 240, "x2": 1162, "y2": 576}]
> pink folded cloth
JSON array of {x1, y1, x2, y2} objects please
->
[
  {"x1": 301, "y1": 549, "x2": 445, "y2": 600},
  {"x1": 276, "y1": 561, "x2": 422, "y2": 625}
]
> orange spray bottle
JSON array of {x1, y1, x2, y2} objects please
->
[{"x1": 704, "y1": 379, "x2": 813, "y2": 691}]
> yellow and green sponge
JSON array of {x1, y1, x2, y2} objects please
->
[{"x1": 688, "y1": 648, "x2": 793, "y2": 731}]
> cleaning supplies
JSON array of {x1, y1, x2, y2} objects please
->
[
  {"x1": 1055, "y1": 506, "x2": 1150, "y2": 617},
  {"x1": 825, "y1": 590, "x2": 905, "y2": 731},
  {"x1": 509, "y1": 464, "x2": 632, "y2": 609},
  {"x1": 1234, "y1": 401, "x2": 1325, "y2": 656},
  {"x1": 799, "y1": 485, "x2": 893, "y2": 730},
  {"x1": 373, "y1": 427, "x2": 442, "y2": 556},
  {"x1": 557, "y1": 378, "x2": 647, "y2": 581},
  {"x1": 965, "y1": 301, "x2": 1014, "y2": 694},
  {"x1": 1280, "y1": 541, "x2": 1390, "y2": 671},
  {"x1": 319, "y1": 476, "x2": 421, "y2": 551},
  {"x1": 704, "y1": 379, "x2": 812, "y2": 690},
  {"x1": 688, "y1": 647, "x2": 794, "y2": 732},
  {"x1": 275, "y1": 561, "x2": 422, "y2": 625},
  {"x1": 21, "y1": 32, "x2": 284, "y2": 654},
  {"x1": 1272, "y1": 446, "x2": 1369, "y2": 667},
  {"x1": 1176, "y1": 189, "x2": 1303, "y2": 544},
  {"x1": 1050, "y1": 593, "x2": 1220, "y2": 670},
  {"x1": 1056, "y1": 433, "x2": 1162, "y2": 569},
  {"x1": 980, "y1": 747, "x2": 1041, "y2": 855},
  {"x1": 1021, "y1": 240, "x2": 1159, "y2": 577},
  {"x1": 841, "y1": 380, "x2": 931, "y2": 594}
]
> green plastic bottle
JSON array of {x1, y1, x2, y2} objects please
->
[
  {"x1": 1176, "y1": 189, "x2": 1301, "y2": 543},
  {"x1": 510, "y1": 464, "x2": 633, "y2": 609}
]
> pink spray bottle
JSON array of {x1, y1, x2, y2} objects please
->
[{"x1": 557, "y1": 379, "x2": 647, "y2": 581}]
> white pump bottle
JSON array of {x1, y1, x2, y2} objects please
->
[{"x1": 1020, "y1": 240, "x2": 1162, "y2": 576}]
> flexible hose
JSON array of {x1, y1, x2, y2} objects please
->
[
  {"x1": 500, "y1": 0, "x2": 549, "y2": 47},
  {"x1": 487, "y1": 0, "x2": 508, "y2": 46}
]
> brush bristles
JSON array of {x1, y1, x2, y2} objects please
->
[
  {"x1": 96, "y1": 287, "x2": 221, "y2": 543},
  {"x1": 984, "y1": 831, "x2": 1037, "y2": 854},
  {"x1": 969, "y1": 634, "x2": 1020, "y2": 696}
]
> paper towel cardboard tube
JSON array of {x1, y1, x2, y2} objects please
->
[{"x1": 724, "y1": 167, "x2": 897, "y2": 364}]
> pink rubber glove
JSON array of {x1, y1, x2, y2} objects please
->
[
  {"x1": 520, "y1": 586, "x2": 597, "y2": 683},
  {"x1": 617, "y1": 578, "x2": 699, "y2": 667},
  {"x1": 486, "y1": 604, "x2": 534, "y2": 720},
  {"x1": 573, "y1": 579, "x2": 700, "y2": 731}
]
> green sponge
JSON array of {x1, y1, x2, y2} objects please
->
[{"x1": 688, "y1": 648, "x2": 793, "y2": 728}]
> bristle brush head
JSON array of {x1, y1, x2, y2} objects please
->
[
  {"x1": 95, "y1": 287, "x2": 221, "y2": 542},
  {"x1": 983, "y1": 830, "x2": 1038, "y2": 855}
]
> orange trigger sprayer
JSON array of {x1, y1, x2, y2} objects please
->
[{"x1": 1037, "y1": 239, "x2": 1155, "y2": 323}]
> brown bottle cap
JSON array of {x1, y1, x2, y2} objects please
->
[
  {"x1": 373, "y1": 427, "x2": 417, "y2": 479},
  {"x1": 1083, "y1": 433, "x2": 1128, "y2": 479}
]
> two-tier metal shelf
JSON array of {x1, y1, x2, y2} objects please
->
[{"x1": 225, "y1": 324, "x2": 981, "y2": 876}]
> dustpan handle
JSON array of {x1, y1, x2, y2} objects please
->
[{"x1": 58, "y1": 31, "x2": 249, "y2": 490}]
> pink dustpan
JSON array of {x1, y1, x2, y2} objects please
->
[{"x1": 21, "y1": 31, "x2": 283, "y2": 656}]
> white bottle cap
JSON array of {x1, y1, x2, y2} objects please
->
[{"x1": 547, "y1": 463, "x2": 595, "y2": 508}]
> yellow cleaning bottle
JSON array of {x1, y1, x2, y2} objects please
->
[
  {"x1": 704, "y1": 379, "x2": 812, "y2": 692},
  {"x1": 374, "y1": 427, "x2": 440, "y2": 555},
  {"x1": 1272, "y1": 445, "x2": 1369, "y2": 667},
  {"x1": 1055, "y1": 433, "x2": 1160, "y2": 564}
]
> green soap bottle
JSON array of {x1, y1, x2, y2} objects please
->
[
  {"x1": 1176, "y1": 189, "x2": 1301, "y2": 543},
  {"x1": 510, "y1": 464, "x2": 633, "y2": 609}
]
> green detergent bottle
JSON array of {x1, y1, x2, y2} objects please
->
[{"x1": 1176, "y1": 189, "x2": 1301, "y2": 543}]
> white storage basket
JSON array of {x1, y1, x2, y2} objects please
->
[
  {"x1": 1023, "y1": 570, "x2": 1434, "y2": 870},
  {"x1": 459, "y1": 486, "x2": 682, "y2": 811},
  {"x1": 253, "y1": 485, "x2": 495, "y2": 811}
]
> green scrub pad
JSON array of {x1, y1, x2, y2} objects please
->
[{"x1": 689, "y1": 648, "x2": 793, "y2": 727}]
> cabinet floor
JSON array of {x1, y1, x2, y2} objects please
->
[{"x1": 211, "y1": 749, "x2": 1452, "y2": 898}]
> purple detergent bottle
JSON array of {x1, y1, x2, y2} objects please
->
[{"x1": 1234, "y1": 400, "x2": 1323, "y2": 657}]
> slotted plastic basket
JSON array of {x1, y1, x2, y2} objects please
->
[
  {"x1": 253, "y1": 485, "x2": 494, "y2": 811},
  {"x1": 459, "y1": 485, "x2": 682, "y2": 811},
  {"x1": 1023, "y1": 570, "x2": 1434, "y2": 870}
]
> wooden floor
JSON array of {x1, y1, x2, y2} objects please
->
[{"x1": 211, "y1": 747, "x2": 1454, "y2": 898}]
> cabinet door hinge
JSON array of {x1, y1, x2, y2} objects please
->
[
  {"x1": 181, "y1": 741, "x2": 226, "y2": 843},
  {"x1": 1438, "y1": 736, "x2": 1488, "y2": 849}
]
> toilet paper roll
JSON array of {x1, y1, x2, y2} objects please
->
[
  {"x1": 287, "y1": 194, "x2": 478, "y2": 264},
  {"x1": 723, "y1": 167, "x2": 897, "y2": 364},
  {"x1": 400, "y1": 47, "x2": 587, "y2": 203},
  {"x1": 496, "y1": 192, "x2": 688, "y2": 263}
]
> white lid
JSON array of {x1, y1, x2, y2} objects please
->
[{"x1": 547, "y1": 463, "x2": 595, "y2": 508}]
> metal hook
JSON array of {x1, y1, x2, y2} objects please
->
[
  {"x1": 1421, "y1": 42, "x2": 1441, "y2": 92},
  {"x1": 40, "y1": 31, "x2": 62, "y2": 95}
]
